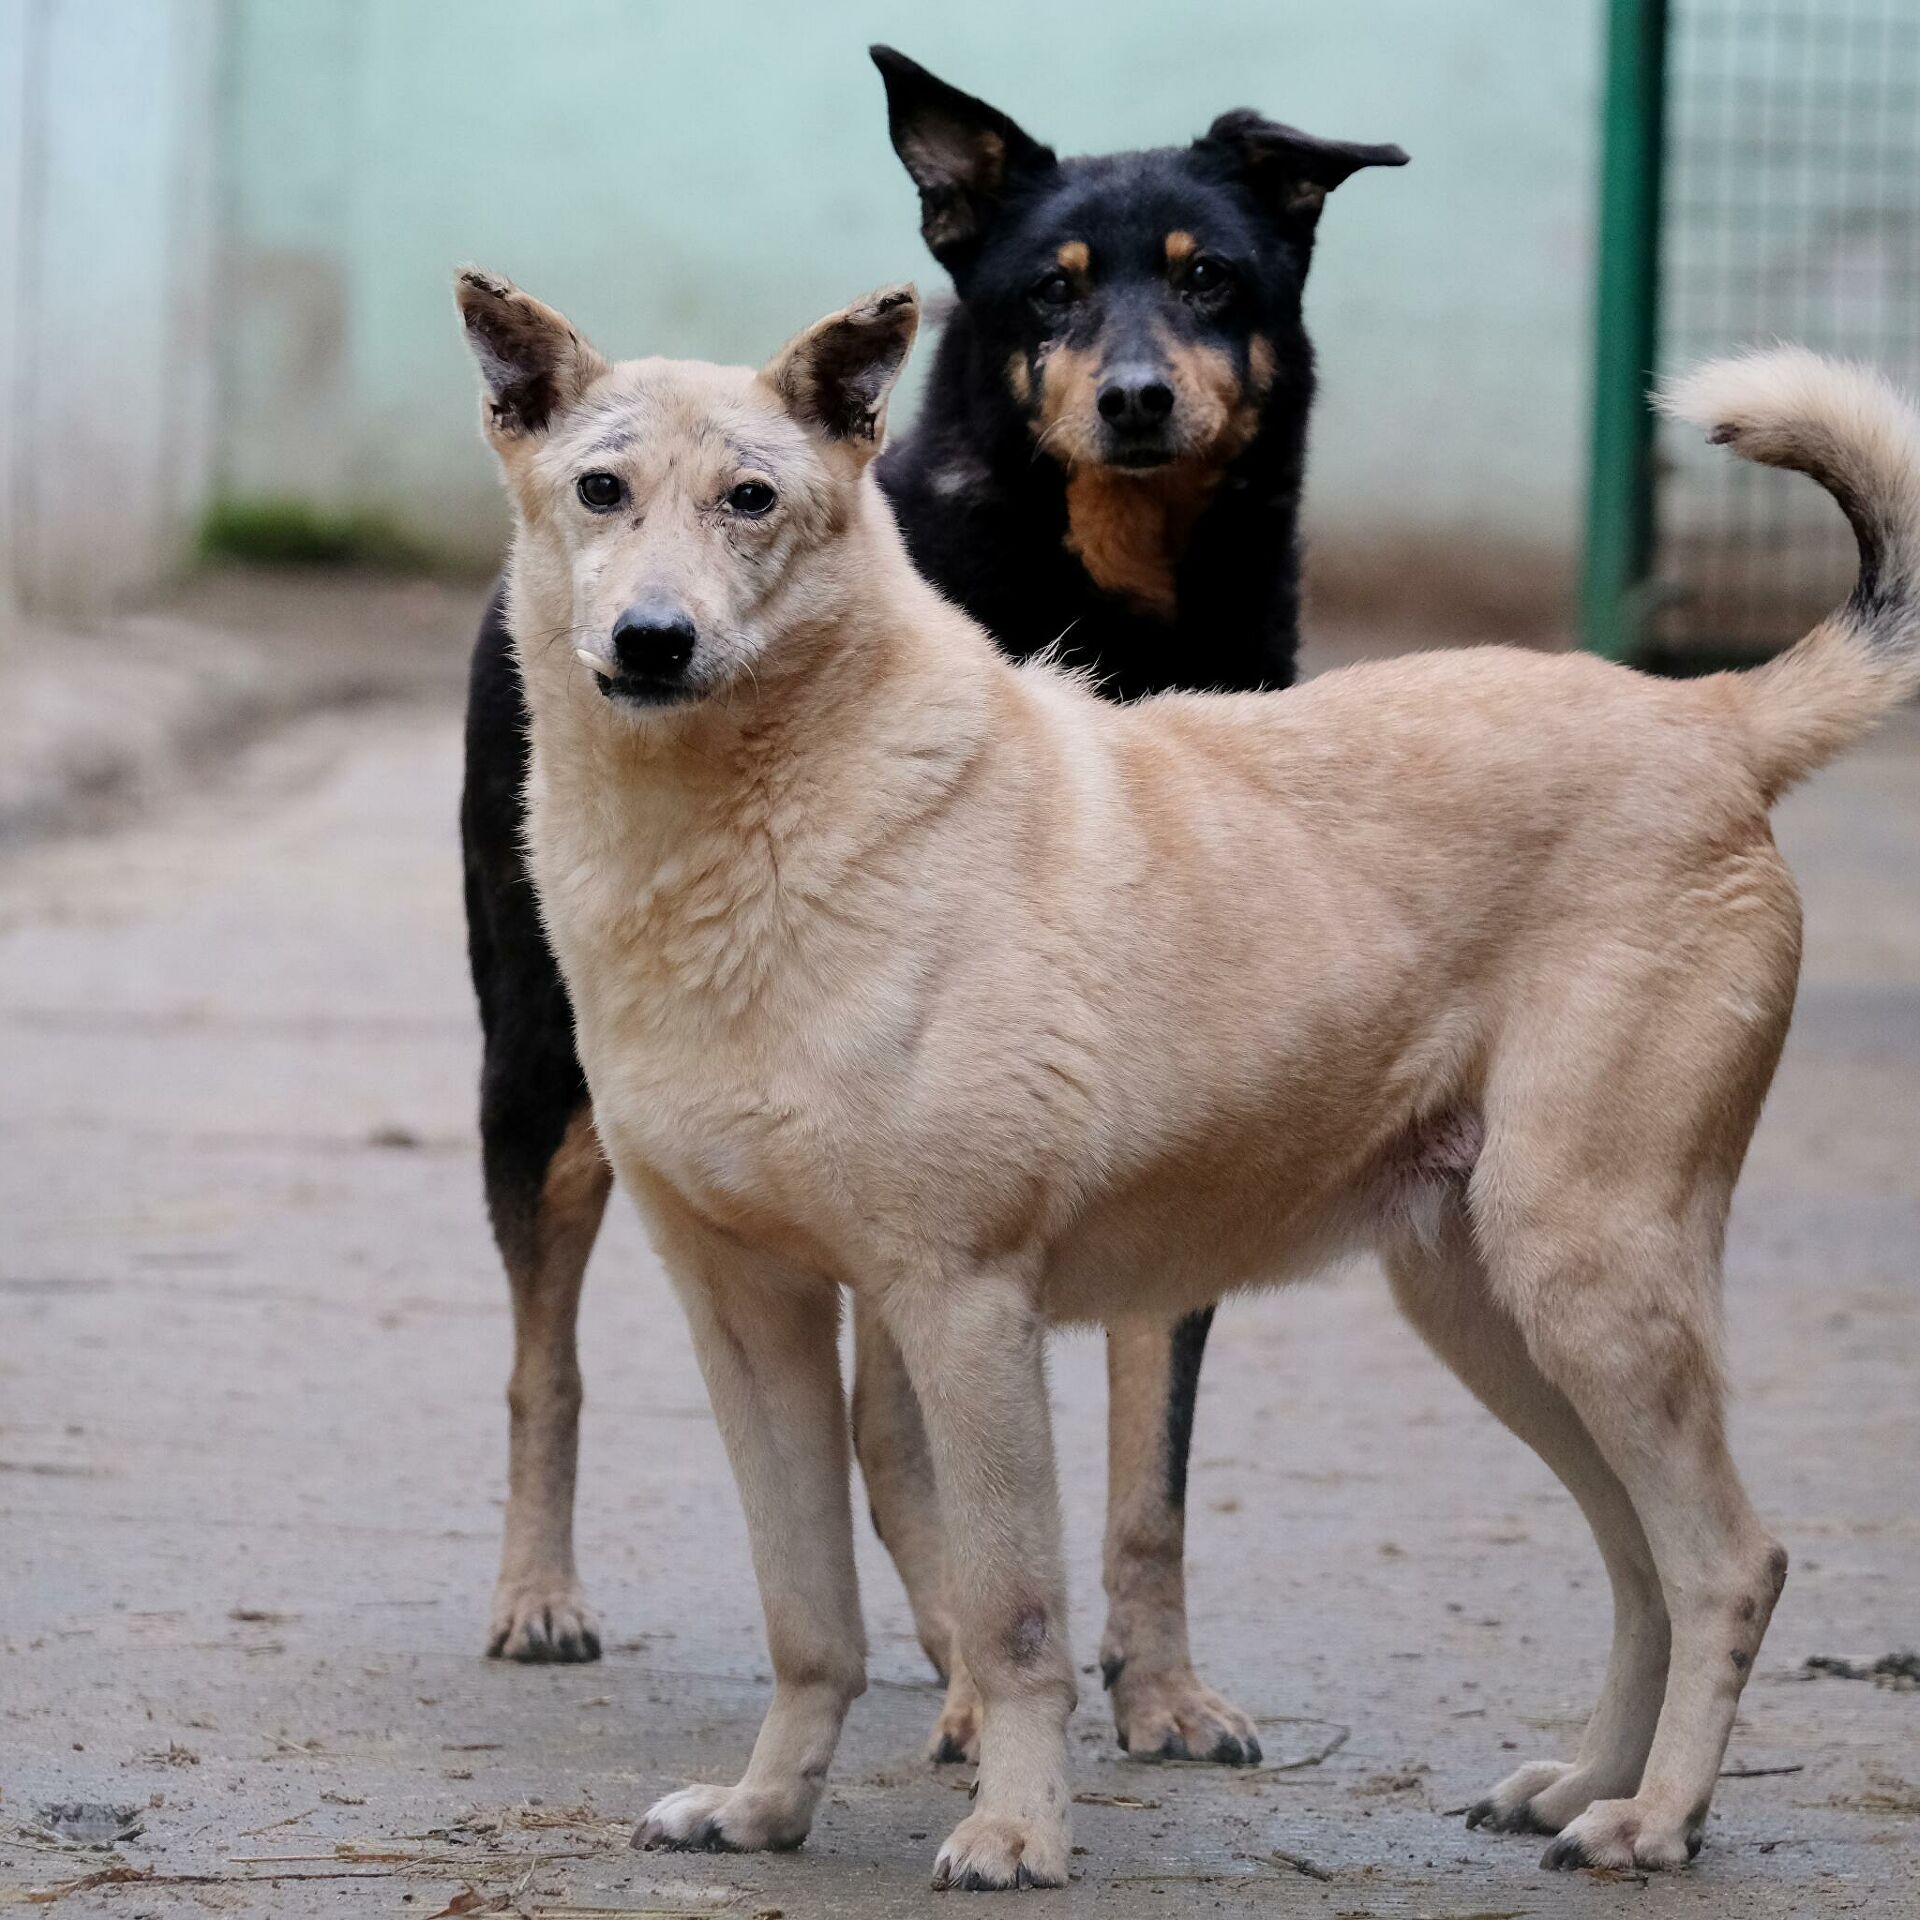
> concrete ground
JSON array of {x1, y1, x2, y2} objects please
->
[
  {"x1": 0, "y1": 573, "x2": 475, "y2": 845},
  {"x1": 2, "y1": 584, "x2": 1916, "y2": 1918}
]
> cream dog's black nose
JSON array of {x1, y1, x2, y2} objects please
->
[{"x1": 611, "y1": 603, "x2": 697, "y2": 679}]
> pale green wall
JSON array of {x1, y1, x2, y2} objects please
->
[
  {"x1": 218, "y1": 1, "x2": 1601, "y2": 577},
  {"x1": 3, "y1": 0, "x2": 216, "y2": 614}
]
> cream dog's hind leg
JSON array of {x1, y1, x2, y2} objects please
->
[
  {"x1": 1472, "y1": 975, "x2": 1790, "y2": 1871},
  {"x1": 633, "y1": 1198, "x2": 867, "y2": 1856},
  {"x1": 1383, "y1": 1200, "x2": 1670, "y2": 1836},
  {"x1": 1503, "y1": 1214, "x2": 1785, "y2": 1874}
]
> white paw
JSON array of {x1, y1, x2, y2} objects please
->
[
  {"x1": 1542, "y1": 1795, "x2": 1704, "y2": 1872},
  {"x1": 1108, "y1": 1661, "x2": 1261, "y2": 1766},
  {"x1": 931, "y1": 1810, "x2": 1071, "y2": 1891},
  {"x1": 1468, "y1": 1754, "x2": 1652, "y2": 1837},
  {"x1": 632, "y1": 1782, "x2": 811, "y2": 1854},
  {"x1": 487, "y1": 1579, "x2": 601, "y2": 1663},
  {"x1": 1465, "y1": 1758, "x2": 1576, "y2": 1834}
]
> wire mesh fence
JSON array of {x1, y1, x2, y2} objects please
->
[{"x1": 1649, "y1": 0, "x2": 1920, "y2": 664}]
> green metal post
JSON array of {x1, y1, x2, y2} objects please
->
[{"x1": 1582, "y1": 0, "x2": 1668, "y2": 661}]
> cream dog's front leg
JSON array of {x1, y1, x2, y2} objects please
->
[
  {"x1": 883, "y1": 1261, "x2": 1076, "y2": 1891},
  {"x1": 632, "y1": 1198, "x2": 866, "y2": 1855}
]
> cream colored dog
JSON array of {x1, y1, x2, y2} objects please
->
[{"x1": 457, "y1": 265, "x2": 1918, "y2": 1889}]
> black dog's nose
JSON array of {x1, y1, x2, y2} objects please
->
[
  {"x1": 1097, "y1": 368, "x2": 1176, "y2": 432},
  {"x1": 610, "y1": 603, "x2": 698, "y2": 679}
]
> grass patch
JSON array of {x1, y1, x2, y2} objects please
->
[{"x1": 199, "y1": 498, "x2": 437, "y2": 571}]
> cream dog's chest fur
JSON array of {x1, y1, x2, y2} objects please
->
[{"x1": 525, "y1": 764, "x2": 960, "y2": 1268}]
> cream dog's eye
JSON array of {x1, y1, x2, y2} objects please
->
[
  {"x1": 728, "y1": 480, "x2": 777, "y2": 517},
  {"x1": 577, "y1": 471, "x2": 625, "y2": 511}
]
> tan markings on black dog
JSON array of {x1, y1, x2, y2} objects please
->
[
  {"x1": 1098, "y1": 1319, "x2": 1262, "y2": 1761},
  {"x1": 1006, "y1": 352, "x2": 1031, "y2": 404},
  {"x1": 1061, "y1": 466, "x2": 1217, "y2": 618},
  {"x1": 1055, "y1": 239, "x2": 1090, "y2": 275},
  {"x1": 1248, "y1": 332, "x2": 1277, "y2": 396},
  {"x1": 1163, "y1": 229, "x2": 1197, "y2": 267},
  {"x1": 1031, "y1": 337, "x2": 1186, "y2": 613},
  {"x1": 1032, "y1": 338, "x2": 1104, "y2": 467},
  {"x1": 1039, "y1": 324, "x2": 1266, "y2": 615},
  {"x1": 489, "y1": 1104, "x2": 612, "y2": 1663},
  {"x1": 1160, "y1": 326, "x2": 1262, "y2": 460}
]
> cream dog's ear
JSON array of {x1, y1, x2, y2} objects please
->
[
  {"x1": 761, "y1": 285, "x2": 919, "y2": 461},
  {"x1": 456, "y1": 267, "x2": 610, "y2": 440}
]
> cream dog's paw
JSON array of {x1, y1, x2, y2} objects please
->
[
  {"x1": 632, "y1": 1783, "x2": 810, "y2": 1854},
  {"x1": 1108, "y1": 1659, "x2": 1261, "y2": 1765},
  {"x1": 930, "y1": 1809, "x2": 1070, "y2": 1891},
  {"x1": 1465, "y1": 1758, "x2": 1576, "y2": 1834},
  {"x1": 487, "y1": 1578, "x2": 601, "y2": 1663},
  {"x1": 1541, "y1": 1795, "x2": 1704, "y2": 1872}
]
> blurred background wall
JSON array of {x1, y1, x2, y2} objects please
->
[
  {"x1": 1, "y1": 0, "x2": 1599, "y2": 621},
  {"x1": 1, "y1": 0, "x2": 218, "y2": 613}
]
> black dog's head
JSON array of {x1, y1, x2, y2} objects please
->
[{"x1": 872, "y1": 47, "x2": 1405, "y2": 475}]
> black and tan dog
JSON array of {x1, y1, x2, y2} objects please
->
[{"x1": 459, "y1": 48, "x2": 1404, "y2": 1763}]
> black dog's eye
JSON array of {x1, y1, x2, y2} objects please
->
[
  {"x1": 728, "y1": 479, "x2": 777, "y2": 517},
  {"x1": 577, "y1": 471, "x2": 625, "y2": 511},
  {"x1": 1183, "y1": 256, "x2": 1231, "y2": 296},
  {"x1": 1030, "y1": 271, "x2": 1075, "y2": 311}
]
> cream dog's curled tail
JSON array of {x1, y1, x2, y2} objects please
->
[{"x1": 1663, "y1": 346, "x2": 1920, "y2": 800}]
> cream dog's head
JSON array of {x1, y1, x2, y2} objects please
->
[{"x1": 457, "y1": 270, "x2": 918, "y2": 715}]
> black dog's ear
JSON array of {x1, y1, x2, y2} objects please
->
[
  {"x1": 1197, "y1": 111, "x2": 1407, "y2": 228},
  {"x1": 763, "y1": 284, "x2": 920, "y2": 463},
  {"x1": 870, "y1": 46, "x2": 1057, "y2": 274},
  {"x1": 456, "y1": 268, "x2": 609, "y2": 437}
]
